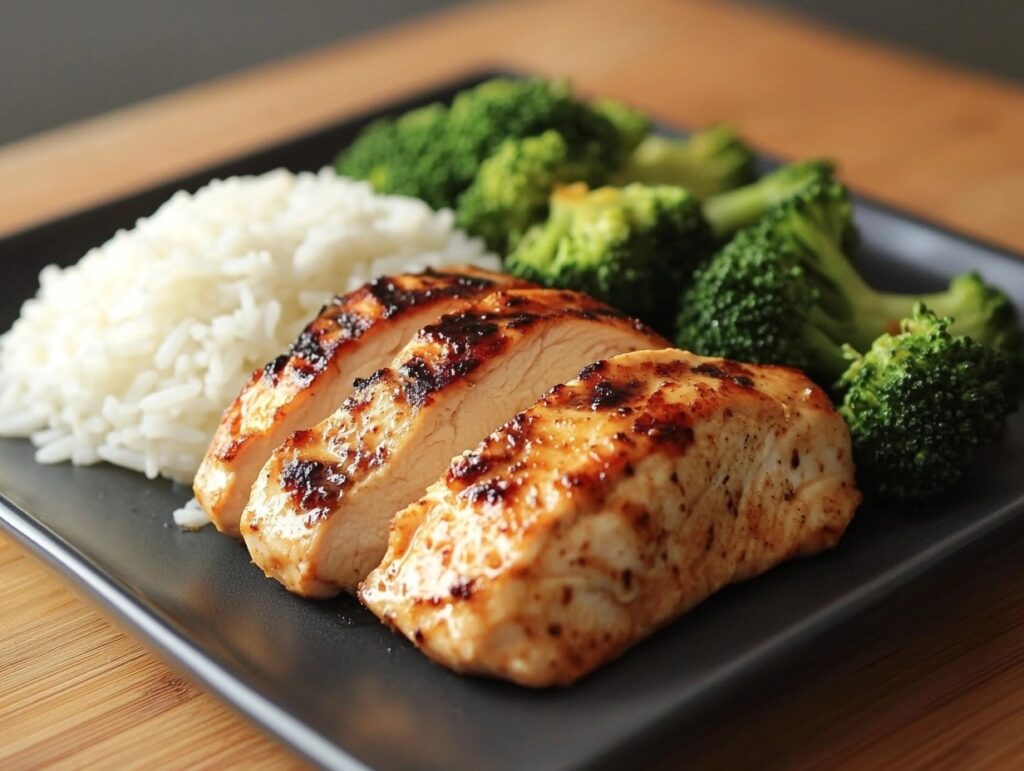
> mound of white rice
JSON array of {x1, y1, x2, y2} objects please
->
[{"x1": 0, "y1": 168, "x2": 498, "y2": 486}]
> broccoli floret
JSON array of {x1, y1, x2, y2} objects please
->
[
  {"x1": 337, "y1": 77, "x2": 628, "y2": 211},
  {"x1": 702, "y1": 159, "x2": 835, "y2": 238},
  {"x1": 446, "y1": 78, "x2": 624, "y2": 172},
  {"x1": 676, "y1": 180, "x2": 1022, "y2": 382},
  {"x1": 615, "y1": 125, "x2": 756, "y2": 199},
  {"x1": 454, "y1": 131, "x2": 605, "y2": 254},
  {"x1": 838, "y1": 305, "x2": 1015, "y2": 499},
  {"x1": 335, "y1": 103, "x2": 457, "y2": 210},
  {"x1": 591, "y1": 98, "x2": 651, "y2": 158},
  {"x1": 506, "y1": 182, "x2": 715, "y2": 325}
]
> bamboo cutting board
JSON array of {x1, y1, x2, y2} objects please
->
[{"x1": 2, "y1": 0, "x2": 1024, "y2": 767}]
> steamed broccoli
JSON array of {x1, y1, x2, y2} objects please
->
[
  {"x1": 454, "y1": 131, "x2": 605, "y2": 254},
  {"x1": 676, "y1": 180, "x2": 1022, "y2": 381},
  {"x1": 615, "y1": 125, "x2": 756, "y2": 199},
  {"x1": 702, "y1": 159, "x2": 835, "y2": 238},
  {"x1": 336, "y1": 78, "x2": 626, "y2": 211},
  {"x1": 591, "y1": 98, "x2": 651, "y2": 158},
  {"x1": 838, "y1": 306, "x2": 1015, "y2": 499},
  {"x1": 506, "y1": 182, "x2": 715, "y2": 324},
  {"x1": 334, "y1": 103, "x2": 457, "y2": 210}
]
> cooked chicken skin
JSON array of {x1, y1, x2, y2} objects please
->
[
  {"x1": 360, "y1": 349, "x2": 860, "y2": 687},
  {"x1": 241, "y1": 289, "x2": 667, "y2": 597},
  {"x1": 195, "y1": 267, "x2": 525, "y2": 535}
]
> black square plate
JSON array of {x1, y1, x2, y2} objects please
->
[{"x1": 2, "y1": 71, "x2": 1022, "y2": 771}]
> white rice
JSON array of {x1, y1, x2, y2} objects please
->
[{"x1": 0, "y1": 169, "x2": 498, "y2": 500}]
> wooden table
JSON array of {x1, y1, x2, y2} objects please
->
[{"x1": 2, "y1": 0, "x2": 1022, "y2": 767}]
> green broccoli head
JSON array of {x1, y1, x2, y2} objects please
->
[
  {"x1": 506, "y1": 182, "x2": 715, "y2": 325},
  {"x1": 838, "y1": 305, "x2": 1015, "y2": 500},
  {"x1": 675, "y1": 220, "x2": 851, "y2": 379},
  {"x1": 676, "y1": 180, "x2": 861, "y2": 380},
  {"x1": 615, "y1": 125, "x2": 756, "y2": 199},
  {"x1": 335, "y1": 77, "x2": 627, "y2": 211},
  {"x1": 676, "y1": 179, "x2": 1022, "y2": 387},
  {"x1": 454, "y1": 131, "x2": 605, "y2": 254},
  {"x1": 335, "y1": 103, "x2": 458, "y2": 210},
  {"x1": 447, "y1": 78, "x2": 621, "y2": 164},
  {"x1": 702, "y1": 159, "x2": 836, "y2": 238},
  {"x1": 590, "y1": 97, "x2": 651, "y2": 158}
]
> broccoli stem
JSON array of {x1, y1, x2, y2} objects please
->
[
  {"x1": 613, "y1": 126, "x2": 755, "y2": 200},
  {"x1": 788, "y1": 213, "x2": 1011, "y2": 373},
  {"x1": 702, "y1": 160, "x2": 834, "y2": 238}
]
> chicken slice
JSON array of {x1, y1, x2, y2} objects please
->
[
  {"x1": 360, "y1": 348, "x2": 861, "y2": 687},
  {"x1": 195, "y1": 267, "x2": 525, "y2": 535},
  {"x1": 242, "y1": 289, "x2": 667, "y2": 597}
]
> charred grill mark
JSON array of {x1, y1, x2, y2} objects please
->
[
  {"x1": 288, "y1": 329, "x2": 330, "y2": 381},
  {"x1": 505, "y1": 312, "x2": 539, "y2": 330},
  {"x1": 632, "y1": 412, "x2": 695, "y2": 448},
  {"x1": 502, "y1": 411, "x2": 536, "y2": 450},
  {"x1": 445, "y1": 412, "x2": 537, "y2": 490},
  {"x1": 560, "y1": 472, "x2": 586, "y2": 489},
  {"x1": 399, "y1": 306, "x2": 553, "y2": 407},
  {"x1": 461, "y1": 477, "x2": 516, "y2": 506},
  {"x1": 571, "y1": 361, "x2": 645, "y2": 410},
  {"x1": 216, "y1": 438, "x2": 244, "y2": 462},
  {"x1": 333, "y1": 310, "x2": 374, "y2": 339},
  {"x1": 447, "y1": 451, "x2": 491, "y2": 485},
  {"x1": 588, "y1": 379, "x2": 643, "y2": 410},
  {"x1": 577, "y1": 359, "x2": 608, "y2": 380},
  {"x1": 449, "y1": 578, "x2": 476, "y2": 600},
  {"x1": 654, "y1": 360, "x2": 689, "y2": 378},
  {"x1": 621, "y1": 569, "x2": 633, "y2": 591},
  {"x1": 400, "y1": 355, "x2": 483, "y2": 408},
  {"x1": 366, "y1": 271, "x2": 496, "y2": 319},
  {"x1": 263, "y1": 353, "x2": 290, "y2": 379},
  {"x1": 352, "y1": 367, "x2": 389, "y2": 392},
  {"x1": 420, "y1": 314, "x2": 501, "y2": 355},
  {"x1": 693, "y1": 361, "x2": 755, "y2": 389},
  {"x1": 280, "y1": 458, "x2": 349, "y2": 524},
  {"x1": 289, "y1": 429, "x2": 317, "y2": 448},
  {"x1": 262, "y1": 308, "x2": 374, "y2": 385}
]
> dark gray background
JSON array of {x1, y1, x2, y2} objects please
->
[{"x1": 1, "y1": 0, "x2": 1021, "y2": 147}]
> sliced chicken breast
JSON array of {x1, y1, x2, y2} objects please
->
[
  {"x1": 195, "y1": 267, "x2": 524, "y2": 535},
  {"x1": 360, "y1": 348, "x2": 860, "y2": 687},
  {"x1": 241, "y1": 289, "x2": 668, "y2": 597}
]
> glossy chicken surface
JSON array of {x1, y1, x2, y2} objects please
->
[
  {"x1": 360, "y1": 349, "x2": 860, "y2": 686},
  {"x1": 194, "y1": 267, "x2": 523, "y2": 535},
  {"x1": 241, "y1": 289, "x2": 667, "y2": 597}
]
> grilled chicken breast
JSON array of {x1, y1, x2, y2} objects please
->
[
  {"x1": 242, "y1": 289, "x2": 667, "y2": 597},
  {"x1": 360, "y1": 349, "x2": 860, "y2": 687},
  {"x1": 195, "y1": 267, "x2": 524, "y2": 535}
]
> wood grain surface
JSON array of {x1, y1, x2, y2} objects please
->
[{"x1": 1, "y1": 0, "x2": 1023, "y2": 768}]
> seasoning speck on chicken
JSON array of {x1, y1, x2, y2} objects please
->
[{"x1": 360, "y1": 349, "x2": 860, "y2": 686}]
